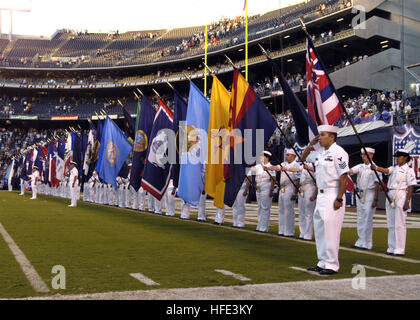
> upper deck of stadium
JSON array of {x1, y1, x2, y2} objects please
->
[{"x1": 0, "y1": 0, "x2": 351, "y2": 70}]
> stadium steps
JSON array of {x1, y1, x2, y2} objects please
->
[
  {"x1": 2, "y1": 40, "x2": 17, "y2": 58},
  {"x1": 48, "y1": 36, "x2": 72, "y2": 58},
  {"x1": 116, "y1": 29, "x2": 172, "y2": 65}
]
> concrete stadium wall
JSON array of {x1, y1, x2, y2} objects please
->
[{"x1": 334, "y1": 0, "x2": 420, "y2": 93}]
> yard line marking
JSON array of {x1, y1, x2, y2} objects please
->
[
  {"x1": 353, "y1": 264, "x2": 395, "y2": 274},
  {"x1": 129, "y1": 273, "x2": 160, "y2": 286},
  {"x1": 0, "y1": 223, "x2": 50, "y2": 293},
  {"x1": 215, "y1": 269, "x2": 251, "y2": 281},
  {"x1": 289, "y1": 267, "x2": 326, "y2": 277}
]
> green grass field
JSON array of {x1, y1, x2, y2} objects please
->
[{"x1": 0, "y1": 191, "x2": 419, "y2": 299}]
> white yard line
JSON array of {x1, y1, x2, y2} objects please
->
[
  {"x1": 0, "y1": 223, "x2": 50, "y2": 293},
  {"x1": 352, "y1": 264, "x2": 395, "y2": 274},
  {"x1": 215, "y1": 269, "x2": 251, "y2": 281},
  {"x1": 129, "y1": 273, "x2": 160, "y2": 286}
]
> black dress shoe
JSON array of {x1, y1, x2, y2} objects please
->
[
  {"x1": 213, "y1": 222, "x2": 221, "y2": 225},
  {"x1": 307, "y1": 266, "x2": 324, "y2": 272},
  {"x1": 352, "y1": 245, "x2": 368, "y2": 250},
  {"x1": 319, "y1": 269, "x2": 338, "y2": 275},
  {"x1": 384, "y1": 251, "x2": 393, "y2": 255},
  {"x1": 278, "y1": 234, "x2": 284, "y2": 237},
  {"x1": 196, "y1": 219, "x2": 206, "y2": 222},
  {"x1": 392, "y1": 253, "x2": 405, "y2": 257}
]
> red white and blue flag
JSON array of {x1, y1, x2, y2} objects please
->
[{"x1": 306, "y1": 35, "x2": 344, "y2": 132}]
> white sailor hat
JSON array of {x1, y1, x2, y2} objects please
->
[
  {"x1": 70, "y1": 161, "x2": 77, "y2": 166},
  {"x1": 285, "y1": 148, "x2": 296, "y2": 156},
  {"x1": 128, "y1": 163, "x2": 132, "y2": 167},
  {"x1": 318, "y1": 125, "x2": 339, "y2": 134},
  {"x1": 394, "y1": 149, "x2": 411, "y2": 160},
  {"x1": 263, "y1": 151, "x2": 272, "y2": 157},
  {"x1": 33, "y1": 166, "x2": 39, "y2": 170},
  {"x1": 361, "y1": 147, "x2": 375, "y2": 154}
]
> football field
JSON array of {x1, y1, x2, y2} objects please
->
[{"x1": 1, "y1": 191, "x2": 419, "y2": 300}]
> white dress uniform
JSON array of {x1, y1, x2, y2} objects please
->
[
  {"x1": 123, "y1": 178, "x2": 131, "y2": 209},
  {"x1": 276, "y1": 160, "x2": 300, "y2": 237},
  {"x1": 96, "y1": 182, "x2": 102, "y2": 204},
  {"x1": 116, "y1": 177, "x2": 124, "y2": 207},
  {"x1": 88, "y1": 174, "x2": 97, "y2": 203},
  {"x1": 233, "y1": 181, "x2": 247, "y2": 228},
  {"x1": 154, "y1": 196, "x2": 163, "y2": 214},
  {"x1": 164, "y1": 180, "x2": 176, "y2": 216},
  {"x1": 30, "y1": 169, "x2": 40, "y2": 199},
  {"x1": 69, "y1": 166, "x2": 79, "y2": 207},
  {"x1": 385, "y1": 163, "x2": 416, "y2": 255},
  {"x1": 214, "y1": 206, "x2": 226, "y2": 224},
  {"x1": 298, "y1": 163, "x2": 317, "y2": 240},
  {"x1": 307, "y1": 142, "x2": 349, "y2": 272},
  {"x1": 20, "y1": 178, "x2": 27, "y2": 195},
  {"x1": 251, "y1": 163, "x2": 276, "y2": 233},
  {"x1": 351, "y1": 162, "x2": 381, "y2": 249},
  {"x1": 83, "y1": 182, "x2": 89, "y2": 202},
  {"x1": 197, "y1": 193, "x2": 207, "y2": 221},
  {"x1": 180, "y1": 200, "x2": 191, "y2": 219},
  {"x1": 138, "y1": 187, "x2": 146, "y2": 211},
  {"x1": 147, "y1": 192, "x2": 155, "y2": 212}
]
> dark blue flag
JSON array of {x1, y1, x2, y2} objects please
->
[
  {"x1": 269, "y1": 58, "x2": 318, "y2": 146},
  {"x1": 172, "y1": 91, "x2": 188, "y2": 188},
  {"x1": 141, "y1": 100, "x2": 174, "y2": 200},
  {"x1": 130, "y1": 97, "x2": 156, "y2": 191}
]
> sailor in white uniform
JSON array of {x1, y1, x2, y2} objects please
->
[
  {"x1": 30, "y1": 166, "x2": 41, "y2": 200},
  {"x1": 164, "y1": 180, "x2": 176, "y2": 217},
  {"x1": 232, "y1": 179, "x2": 248, "y2": 228},
  {"x1": 301, "y1": 125, "x2": 350, "y2": 275},
  {"x1": 197, "y1": 192, "x2": 207, "y2": 222},
  {"x1": 138, "y1": 187, "x2": 146, "y2": 211},
  {"x1": 349, "y1": 148, "x2": 381, "y2": 250},
  {"x1": 68, "y1": 161, "x2": 79, "y2": 207},
  {"x1": 371, "y1": 149, "x2": 416, "y2": 256},
  {"x1": 89, "y1": 170, "x2": 98, "y2": 203},
  {"x1": 180, "y1": 200, "x2": 191, "y2": 220},
  {"x1": 294, "y1": 162, "x2": 317, "y2": 241},
  {"x1": 267, "y1": 149, "x2": 301, "y2": 237},
  {"x1": 214, "y1": 206, "x2": 226, "y2": 225},
  {"x1": 246, "y1": 151, "x2": 276, "y2": 233}
]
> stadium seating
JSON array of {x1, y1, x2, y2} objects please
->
[{"x1": 0, "y1": 0, "x2": 349, "y2": 69}]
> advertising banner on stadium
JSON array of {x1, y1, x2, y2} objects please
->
[
  {"x1": 51, "y1": 116, "x2": 79, "y2": 121},
  {"x1": 393, "y1": 124, "x2": 420, "y2": 183},
  {"x1": 9, "y1": 115, "x2": 38, "y2": 120}
]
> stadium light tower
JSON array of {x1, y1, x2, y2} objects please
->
[{"x1": 0, "y1": 6, "x2": 31, "y2": 40}]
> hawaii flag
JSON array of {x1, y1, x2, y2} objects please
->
[{"x1": 306, "y1": 34, "x2": 344, "y2": 128}]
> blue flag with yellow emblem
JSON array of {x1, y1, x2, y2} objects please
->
[
  {"x1": 178, "y1": 82, "x2": 210, "y2": 206},
  {"x1": 130, "y1": 97, "x2": 156, "y2": 191},
  {"x1": 96, "y1": 117, "x2": 133, "y2": 188}
]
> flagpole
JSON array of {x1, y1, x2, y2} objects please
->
[
  {"x1": 299, "y1": 18, "x2": 393, "y2": 205},
  {"x1": 204, "y1": 24, "x2": 208, "y2": 97},
  {"x1": 227, "y1": 50, "x2": 316, "y2": 188},
  {"x1": 245, "y1": 0, "x2": 248, "y2": 81}
]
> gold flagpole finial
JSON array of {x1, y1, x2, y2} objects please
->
[{"x1": 152, "y1": 88, "x2": 162, "y2": 100}]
